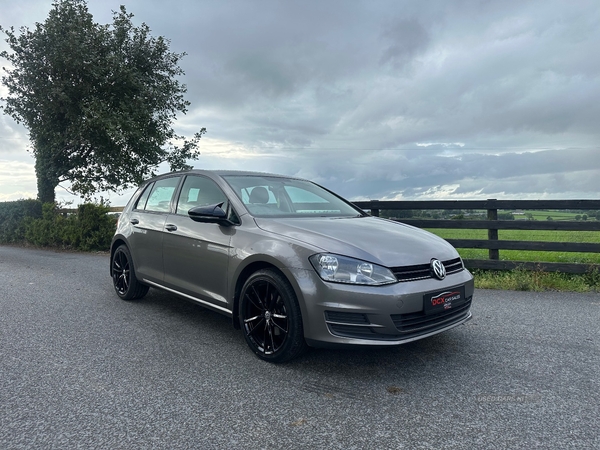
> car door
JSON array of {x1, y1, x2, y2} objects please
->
[
  {"x1": 162, "y1": 175, "x2": 237, "y2": 306},
  {"x1": 127, "y1": 176, "x2": 181, "y2": 283}
]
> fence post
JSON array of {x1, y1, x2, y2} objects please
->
[
  {"x1": 487, "y1": 199, "x2": 499, "y2": 260},
  {"x1": 370, "y1": 200, "x2": 380, "y2": 217}
]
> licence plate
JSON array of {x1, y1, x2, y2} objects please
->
[{"x1": 424, "y1": 286, "x2": 466, "y2": 315}]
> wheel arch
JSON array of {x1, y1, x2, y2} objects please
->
[
  {"x1": 231, "y1": 258, "x2": 306, "y2": 331},
  {"x1": 109, "y1": 236, "x2": 128, "y2": 276}
]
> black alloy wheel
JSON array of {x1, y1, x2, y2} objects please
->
[
  {"x1": 111, "y1": 244, "x2": 149, "y2": 300},
  {"x1": 239, "y1": 269, "x2": 308, "y2": 363}
]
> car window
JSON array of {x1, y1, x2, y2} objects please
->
[
  {"x1": 145, "y1": 177, "x2": 180, "y2": 213},
  {"x1": 284, "y1": 186, "x2": 328, "y2": 203},
  {"x1": 223, "y1": 175, "x2": 362, "y2": 218},
  {"x1": 282, "y1": 185, "x2": 346, "y2": 214},
  {"x1": 134, "y1": 182, "x2": 154, "y2": 210},
  {"x1": 176, "y1": 175, "x2": 228, "y2": 215},
  {"x1": 175, "y1": 175, "x2": 240, "y2": 224},
  {"x1": 240, "y1": 186, "x2": 278, "y2": 205}
]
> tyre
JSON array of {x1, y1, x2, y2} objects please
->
[
  {"x1": 239, "y1": 269, "x2": 308, "y2": 363},
  {"x1": 111, "y1": 244, "x2": 149, "y2": 300}
]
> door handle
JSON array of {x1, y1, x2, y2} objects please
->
[
  {"x1": 165, "y1": 224, "x2": 177, "y2": 232},
  {"x1": 130, "y1": 219, "x2": 139, "y2": 225}
]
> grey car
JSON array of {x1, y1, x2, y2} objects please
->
[{"x1": 110, "y1": 170, "x2": 474, "y2": 362}]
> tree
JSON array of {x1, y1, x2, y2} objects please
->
[
  {"x1": 381, "y1": 209, "x2": 414, "y2": 219},
  {"x1": 498, "y1": 212, "x2": 515, "y2": 220},
  {"x1": 1, "y1": 0, "x2": 204, "y2": 203}
]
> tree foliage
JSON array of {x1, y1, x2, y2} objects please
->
[{"x1": 0, "y1": 0, "x2": 204, "y2": 202}]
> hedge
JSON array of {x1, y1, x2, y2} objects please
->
[
  {"x1": 0, "y1": 200, "x2": 117, "y2": 251},
  {"x1": 0, "y1": 199, "x2": 43, "y2": 243}
]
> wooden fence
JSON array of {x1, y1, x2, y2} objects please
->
[
  {"x1": 62, "y1": 199, "x2": 600, "y2": 273},
  {"x1": 353, "y1": 199, "x2": 600, "y2": 274}
]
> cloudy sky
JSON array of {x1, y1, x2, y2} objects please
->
[{"x1": 1, "y1": 0, "x2": 599, "y2": 204}]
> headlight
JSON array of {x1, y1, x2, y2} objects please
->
[{"x1": 309, "y1": 253, "x2": 397, "y2": 285}]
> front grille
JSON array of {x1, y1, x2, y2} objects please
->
[
  {"x1": 390, "y1": 296, "x2": 472, "y2": 338},
  {"x1": 391, "y1": 257, "x2": 464, "y2": 282},
  {"x1": 324, "y1": 294, "x2": 470, "y2": 341},
  {"x1": 444, "y1": 258, "x2": 464, "y2": 274}
]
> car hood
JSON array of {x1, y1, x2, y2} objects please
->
[{"x1": 253, "y1": 216, "x2": 459, "y2": 267}]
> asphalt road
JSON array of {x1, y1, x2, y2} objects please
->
[{"x1": 0, "y1": 245, "x2": 599, "y2": 449}]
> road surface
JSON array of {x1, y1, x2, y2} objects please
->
[{"x1": 1, "y1": 245, "x2": 598, "y2": 449}]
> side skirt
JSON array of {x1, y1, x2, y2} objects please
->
[{"x1": 142, "y1": 279, "x2": 233, "y2": 316}]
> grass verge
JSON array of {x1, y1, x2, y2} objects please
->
[{"x1": 473, "y1": 268, "x2": 600, "y2": 292}]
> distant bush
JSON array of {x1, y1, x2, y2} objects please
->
[
  {"x1": 67, "y1": 203, "x2": 117, "y2": 251},
  {"x1": 0, "y1": 201, "x2": 116, "y2": 251},
  {"x1": 0, "y1": 199, "x2": 42, "y2": 243},
  {"x1": 23, "y1": 202, "x2": 117, "y2": 251},
  {"x1": 24, "y1": 203, "x2": 69, "y2": 247},
  {"x1": 498, "y1": 212, "x2": 515, "y2": 220},
  {"x1": 381, "y1": 209, "x2": 414, "y2": 219}
]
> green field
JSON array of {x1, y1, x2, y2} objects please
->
[
  {"x1": 514, "y1": 210, "x2": 596, "y2": 221},
  {"x1": 426, "y1": 228, "x2": 600, "y2": 264}
]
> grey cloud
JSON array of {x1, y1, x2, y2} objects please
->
[
  {"x1": 450, "y1": 170, "x2": 600, "y2": 198},
  {"x1": 380, "y1": 19, "x2": 430, "y2": 69},
  {"x1": 272, "y1": 148, "x2": 600, "y2": 200},
  {"x1": 2, "y1": 0, "x2": 600, "y2": 202},
  {"x1": 86, "y1": 0, "x2": 600, "y2": 153}
]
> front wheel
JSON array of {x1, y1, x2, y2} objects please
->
[
  {"x1": 111, "y1": 245, "x2": 149, "y2": 300},
  {"x1": 239, "y1": 269, "x2": 308, "y2": 363}
]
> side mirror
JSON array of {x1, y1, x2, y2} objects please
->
[{"x1": 188, "y1": 203, "x2": 231, "y2": 226}]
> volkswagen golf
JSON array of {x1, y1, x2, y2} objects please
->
[{"x1": 110, "y1": 170, "x2": 474, "y2": 362}]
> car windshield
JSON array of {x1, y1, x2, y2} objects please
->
[{"x1": 223, "y1": 175, "x2": 364, "y2": 218}]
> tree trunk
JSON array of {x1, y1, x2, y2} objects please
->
[{"x1": 35, "y1": 156, "x2": 58, "y2": 204}]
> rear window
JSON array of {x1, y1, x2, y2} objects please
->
[
  {"x1": 134, "y1": 183, "x2": 154, "y2": 210},
  {"x1": 142, "y1": 177, "x2": 180, "y2": 213}
]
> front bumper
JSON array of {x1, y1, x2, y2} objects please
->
[{"x1": 283, "y1": 267, "x2": 474, "y2": 348}]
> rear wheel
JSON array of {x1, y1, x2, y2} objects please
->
[
  {"x1": 111, "y1": 245, "x2": 149, "y2": 300},
  {"x1": 239, "y1": 269, "x2": 308, "y2": 363}
]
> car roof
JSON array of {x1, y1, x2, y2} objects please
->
[{"x1": 147, "y1": 169, "x2": 306, "y2": 181}]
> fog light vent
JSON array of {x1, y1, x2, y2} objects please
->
[{"x1": 324, "y1": 311, "x2": 369, "y2": 325}]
